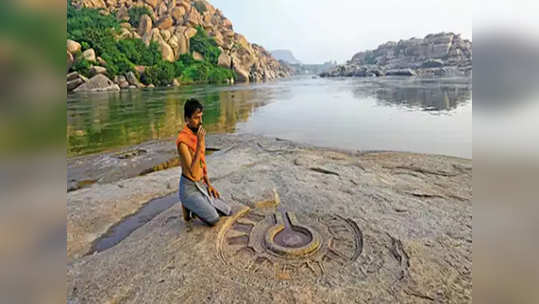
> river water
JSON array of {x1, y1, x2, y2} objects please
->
[{"x1": 67, "y1": 75, "x2": 472, "y2": 158}]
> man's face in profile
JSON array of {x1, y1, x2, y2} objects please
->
[{"x1": 187, "y1": 109, "x2": 203, "y2": 132}]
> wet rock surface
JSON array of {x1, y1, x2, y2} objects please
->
[
  {"x1": 67, "y1": 134, "x2": 471, "y2": 303},
  {"x1": 67, "y1": 135, "x2": 227, "y2": 191}
]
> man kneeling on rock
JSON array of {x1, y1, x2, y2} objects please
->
[{"x1": 176, "y1": 98, "x2": 229, "y2": 226}]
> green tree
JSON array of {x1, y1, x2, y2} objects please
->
[
  {"x1": 190, "y1": 26, "x2": 221, "y2": 65},
  {"x1": 141, "y1": 61, "x2": 176, "y2": 86}
]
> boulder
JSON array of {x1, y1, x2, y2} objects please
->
[
  {"x1": 157, "y1": 2, "x2": 168, "y2": 17},
  {"x1": 134, "y1": 65, "x2": 146, "y2": 75},
  {"x1": 222, "y1": 17, "x2": 233, "y2": 30},
  {"x1": 119, "y1": 80, "x2": 130, "y2": 89},
  {"x1": 125, "y1": 71, "x2": 145, "y2": 88},
  {"x1": 66, "y1": 71, "x2": 80, "y2": 82},
  {"x1": 160, "y1": 41, "x2": 175, "y2": 62},
  {"x1": 233, "y1": 64, "x2": 249, "y2": 83},
  {"x1": 167, "y1": 0, "x2": 176, "y2": 11},
  {"x1": 217, "y1": 52, "x2": 231, "y2": 68},
  {"x1": 184, "y1": 27, "x2": 197, "y2": 40},
  {"x1": 211, "y1": 30, "x2": 224, "y2": 46},
  {"x1": 203, "y1": 13, "x2": 212, "y2": 27},
  {"x1": 67, "y1": 78, "x2": 84, "y2": 91},
  {"x1": 172, "y1": 78, "x2": 180, "y2": 87},
  {"x1": 117, "y1": 76, "x2": 130, "y2": 88},
  {"x1": 138, "y1": 14, "x2": 152, "y2": 36},
  {"x1": 142, "y1": 32, "x2": 152, "y2": 46},
  {"x1": 178, "y1": 0, "x2": 191, "y2": 12},
  {"x1": 222, "y1": 29, "x2": 235, "y2": 38},
  {"x1": 67, "y1": 40, "x2": 81, "y2": 54},
  {"x1": 174, "y1": 25, "x2": 187, "y2": 35},
  {"x1": 171, "y1": 7, "x2": 185, "y2": 23},
  {"x1": 79, "y1": 0, "x2": 106, "y2": 8},
  {"x1": 126, "y1": 71, "x2": 138, "y2": 84},
  {"x1": 175, "y1": 32, "x2": 189, "y2": 56},
  {"x1": 210, "y1": 13, "x2": 221, "y2": 26},
  {"x1": 81, "y1": 49, "x2": 96, "y2": 62},
  {"x1": 193, "y1": 1, "x2": 206, "y2": 13},
  {"x1": 144, "y1": 0, "x2": 158, "y2": 8},
  {"x1": 205, "y1": 1, "x2": 216, "y2": 14},
  {"x1": 235, "y1": 34, "x2": 251, "y2": 53},
  {"x1": 147, "y1": 84, "x2": 155, "y2": 88},
  {"x1": 150, "y1": 28, "x2": 164, "y2": 43},
  {"x1": 422, "y1": 59, "x2": 444, "y2": 68},
  {"x1": 167, "y1": 34, "x2": 180, "y2": 58},
  {"x1": 185, "y1": 9, "x2": 201, "y2": 26},
  {"x1": 117, "y1": 6, "x2": 129, "y2": 21},
  {"x1": 160, "y1": 29, "x2": 171, "y2": 42},
  {"x1": 192, "y1": 51, "x2": 204, "y2": 61},
  {"x1": 97, "y1": 56, "x2": 107, "y2": 66},
  {"x1": 118, "y1": 27, "x2": 132, "y2": 39},
  {"x1": 157, "y1": 16, "x2": 173, "y2": 30},
  {"x1": 67, "y1": 51, "x2": 74, "y2": 71},
  {"x1": 73, "y1": 74, "x2": 120, "y2": 92},
  {"x1": 89, "y1": 66, "x2": 107, "y2": 76}
]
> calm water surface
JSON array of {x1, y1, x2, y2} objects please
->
[{"x1": 67, "y1": 76, "x2": 472, "y2": 158}]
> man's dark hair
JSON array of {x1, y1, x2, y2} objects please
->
[{"x1": 184, "y1": 98, "x2": 204, "y2": 119}]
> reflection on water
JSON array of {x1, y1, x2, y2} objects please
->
[
  {"x1": 68, "y1": 76, "x2": 472, "y2": 158},
  {"x1": 351, "y1": 78, "x2": 472, "y2": 112},
  {"x1": 67, "y1": 85, "x2": 272, "y2": 156}
]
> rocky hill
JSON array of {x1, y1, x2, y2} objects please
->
[
  {"x1": 285, "y1": 61, "x2": 337, "y2": 75},
  {"x1": 321, "y1": 32, "x2": 472, "y2": 78},
  {"x1": 271, "y1": 49, "x2": 301, "y2": 64},
  {"x1": 67, "y1": 0, "x2": 290, "y2": 92}
]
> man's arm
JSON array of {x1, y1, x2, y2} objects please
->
[
  {"x1": 203, "y1": 174, "x2": 210, "y2": 186},
  {"x1": 203, "y1": 172, "x2": 221, "y2": 198}
]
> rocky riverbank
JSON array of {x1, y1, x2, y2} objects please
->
[
  {"x1": 322, "y1": 32, "x2": 472, "y2": 78},
  {"x1": 67, "y1": 0, "x2": 290, "y2": 92},
  {"x1": 67, "y1": 134, "x2": 471, "y2": 303}
]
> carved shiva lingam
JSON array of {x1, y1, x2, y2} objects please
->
[{"x1": 217, "y1": 190, "x2": 364, "y2": 281}]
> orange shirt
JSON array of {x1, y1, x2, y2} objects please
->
[{"x1": 176, "y1": 125, "x2": 207, "y2": 177}]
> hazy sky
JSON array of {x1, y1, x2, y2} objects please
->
[{"x1": 210, "y1": 0, "x2": 472, "y2": 64}]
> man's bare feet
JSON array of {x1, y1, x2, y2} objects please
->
[{"x1": 181, "y1": 204, "x2": 192, "y2": 222}]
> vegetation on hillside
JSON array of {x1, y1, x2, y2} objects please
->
[
  {"x1": 190, "y1": 26, "x2": 221, "y2": 65},
  {"x1": 128, "y1": 6, "x2": 153, "y2": 28},
  {"x1": 67, "y1": 1, "x2": 235, "y2": 85}
]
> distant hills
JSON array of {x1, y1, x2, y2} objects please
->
[
  {"x1": 271, "y1": 49, "x2": 302, "y2": 65},
  {"x1": 270, "y1": 49, "x2": 338, "y2": 75}
]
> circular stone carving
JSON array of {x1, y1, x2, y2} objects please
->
[
  {"x1": 217, "y1": 209, "x2": 364, "y2": 281},
  {"x1": 264, "y1": 212, "x2": 321, "y2": 256}
]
